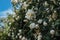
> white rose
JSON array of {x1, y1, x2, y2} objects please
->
[
  {"x1": 19, "y1": 35, "x2": 22, "y2": 39},
  {"x1": 38, "y1": 35, "x2": 42, "y2": 40},
  {"x1": 35, "y1": 24, "x2": 39, "y2": 28},
  {"x1": 8, "y1": 33, "x2": 10, "y2": 36},
  {"x1": 19, "y1": 29, "x2": 22, "y2": 33},
  {"x1": 43, "y1": 1, "x2": 49, "y2": 6},
  {"x1": 29, "y1": 23, "x2": 39, "y2": 29},
  {"x1": 38, "y1": 33, "x2": 42, "y2": 40},
  {"x1": 9, "y1": 22, "x2": 11, "y2": 25},
  {"x1": 38, "y1": 19, "x2": 43, "y2": 24},
  {"x1": 22, "y1": 37, "x2": 27, "y2": 40},
  {"x1": 16, "y1": 16, "x2": 19, "y2": 20},
  {"x1": 12, "y1": 34, "x2": 14, "y2": 38},
  {"x1": 12, "y1": 32, "x2": 14, "y2": 35},
  {"x1": 29, "y1": 23, "x2": 35, "y2": 29},
  {"x1": 22, "y1": 2, "x2": 29, "y2": 9},
  {"x1": 23, "y1": 19, "x2": 28, "y2": 22},
  {"x1": 16, "y1": 35, "x2": 18, "y2": 38},
  {"x1": 17, "y1": 33, "x2": 20, "y2": 36},
  {"x1": 33, "y1": 33, "x2": 37, "y2": 38},
  {"x1": 43, "y1": 21, "x2": 47, "y2": 26},
  {"x1": 50, "y1": 30, "x2": 55, "y2": 35},
  {"x1": 25, "y1": 9, "x2": 36, "y2": 20}
]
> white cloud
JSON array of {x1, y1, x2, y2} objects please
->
[{"x1": 0, "y1": 8, "x2": 15, "y2": 18}]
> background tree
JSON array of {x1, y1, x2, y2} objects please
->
[
  {"x1": 0, "y1": 14, "x2": 14, "y2": 40},
  {"x1": 0, "y1": 17, "x2": 9, "y2": 40}
]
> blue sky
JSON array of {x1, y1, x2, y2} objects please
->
[{"x1": 0, "y1": 0, "x2": 13, "y2": 17}]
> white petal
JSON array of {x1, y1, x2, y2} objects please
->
[
  {"x1": 50, "y1": 30, "x2": 55, "y2": 35},
  {"x1": 43, "y1": 21, "x2": 47, "y2": 26},
  {"x1": 38, "y1": 19, "x2": 43, "y2": 24}
]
